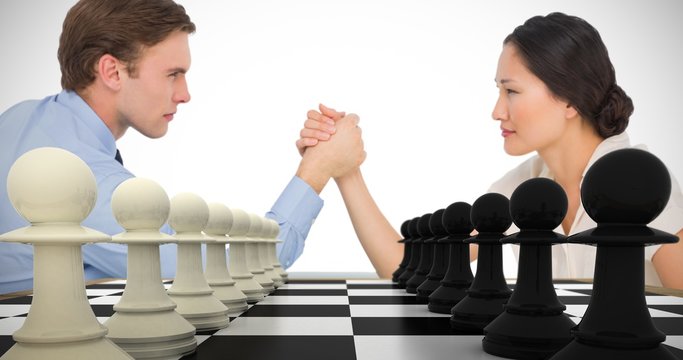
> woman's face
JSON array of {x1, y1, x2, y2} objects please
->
[{"x1": 492, "y1": 43, "x2": 573, "y2": 156}]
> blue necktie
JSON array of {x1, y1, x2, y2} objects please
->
[{"x1": 115, "y1": 149, "x2": 123, "y2": 165}]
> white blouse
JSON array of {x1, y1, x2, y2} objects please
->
[{"x1": 489, "y1": 132, "x2": 683, "y2": 286}]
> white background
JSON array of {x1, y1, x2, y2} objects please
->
[{"x1": 1, "y1": 0, "x2": 682, "y2": 277}]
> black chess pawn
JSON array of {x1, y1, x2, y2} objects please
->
[
  {"x1": 551, "y1": 148, "x2": 678, "y2": 360},
  {"x1": 450, "y1": 193, "x2": 513, "y2": 333},
  {"x1": 391, "y1": 220, "x2": 412, "y2": 283},
  {"x1": 416, "y1": 209, "x2": 449, "y2": 303},
  {"x1": 427, "y1": 202, "x2": 475, "y2": 314},
  {"x1": 397, "y1": 217, "x2": 421, "y2": 289},
  {"x1": 483, "y1": 178, "x2": 575, "y2": 359},
  {"x1": 406, "y1": 213, "x2": 435, "y2": 294}
]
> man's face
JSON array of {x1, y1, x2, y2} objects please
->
[{"x1": 118, "y1": 30, "x2": 191, "y2": 139}]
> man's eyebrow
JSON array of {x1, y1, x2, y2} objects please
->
[{"x1": 168, "y1": 67, "x2": 188, "y2": 74}]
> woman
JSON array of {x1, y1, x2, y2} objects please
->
[{"x1": 298, "y1": 13, "x2": 683, "y2": 288}]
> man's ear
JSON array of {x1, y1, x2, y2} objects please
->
[{"x1": 97, "y1": 54, "x2": 123, "y2": 91}]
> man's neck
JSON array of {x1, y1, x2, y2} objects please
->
[{"x1": 76, "y1": 87, "x2": 126, "y2": 140}]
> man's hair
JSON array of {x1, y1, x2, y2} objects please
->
[{"x1": 58, "y1": 0, "x2": 196, "y2": 91}]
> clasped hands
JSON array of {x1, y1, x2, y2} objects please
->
[{"x1": 294, "y1": 104, "x2": 366, "y2": 194}]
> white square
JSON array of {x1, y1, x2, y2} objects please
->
[
  {"x1": 664, "y1": 335, "x2": 683, "y2": 351},
  {"x1": 85, "y1": 289, "x2": 124, "y2": 297},
  {"x1": 195, "y1": 334, "x2": 211, "y2": 346},
  {"x1": 0, "y1": 305, "x2": 30, "y2": 318},
  {"x1": 646, "y1": 296, "x2": 683, "y2": 305},
  {"x1": 346, "y1": 280, "x2": 393, "y2": 285},
  {"x1": 563, "y1": 305, "x2": 588, "y2": 318},
  {"x1": 563, "y1": 304, "x2": 682, "y2": 318},
  {"x1": 555, "y1": 289, "x2": 590, "y2": 297},
  {"x1": 215, "y1": 317, "x2": 353, "y2": 336},
  {"x1": 349, "y1": 305, "x2": 450, "y2": 317},
  {"x1": 0, "y1": 317, "x2": 25, "y2": 335},
  {"x1": 88, "y1": 296, "x2": 122, "y2": 305},
  {"x1": 554, "y1": 283, "x2": 593, "y2": 290},
  {"x1": 258, "y1": 295, "x2": 349, "y2": 305},
  {"x1": 353, "y1": 335, "x2": 496, "y2": 360},
  {"x1": 277, "y1": 284, "x2": 347, "y2": 290}
]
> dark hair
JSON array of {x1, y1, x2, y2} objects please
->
[
  {"x1": 58, "y1": 0, "x2": 196, "y2": 91},
  {"x1": 504, "y1": 12, "x2": 633, "y2": 138}
]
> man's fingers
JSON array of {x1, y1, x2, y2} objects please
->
[{"x1": 305, "y1": 118, "x2": 336, "y2": 134}]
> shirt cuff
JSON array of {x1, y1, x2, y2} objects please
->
[{"x1": 268, "y1": 176, "x2": 324, "y2": 235}]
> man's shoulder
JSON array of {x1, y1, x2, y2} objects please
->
[
  {"x1": 0, "y1": 98, "x2": 44, "y2": 121},
  {"x1": 0, "y1": 94, "x2": 65, "y2": 125}
]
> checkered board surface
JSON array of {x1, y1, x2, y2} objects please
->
[{"x1": 2, "y1": 279, "x2": 683, "y2": 360}]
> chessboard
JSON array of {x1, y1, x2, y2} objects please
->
[{"x1": 2, "y1": 278, "x2": 683, "y2": 360}]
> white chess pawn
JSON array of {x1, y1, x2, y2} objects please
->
[
  {"x1": 203, "y1": 203, "x2": 248, "y2": 315},
  {"x1": 0, "y1": 147, "x2": 132, "y2": 360},
  {"x1": 166, "y1": 193, "x2": 229, "y2": 331},
  {"x1": 265, "y1": 218, "x2": 289, "y2": 283},
  {"x1": 104, "y1": 178, "x2": 197, "y2": 359},
  {"x1": 227, "y1": 208, "x2": 265, "y2": 303},
  {"x1": 246, "y1": 213, "x2": 275, "y2": 294},
  {"x1": 256, "y1": 217, "x2": 284, "y2": 288}
]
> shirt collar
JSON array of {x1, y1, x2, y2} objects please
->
[{"x1": 54, "y1": 89, "x2": 117, "y2": 158}]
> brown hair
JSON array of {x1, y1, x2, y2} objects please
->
[
  {"x1": 58, "y1": 0, "x2": 196, "y2": 91},
  {"x1": 504, "y1": 12, "x2": 633, "y2": 138}
]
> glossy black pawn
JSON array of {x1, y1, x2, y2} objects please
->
[
  {"x1": 428, "y1": 202, "x2": 474, "y2": 314},
  {"x1": 416, "y1": 209, "x2": 449, "y2": 303},
  {"x1": 397, "y1": 217, "x2": 421, "y2": 289},
  {"x1": 391, "y1": 220, "x2": 412, "y2": 283},
  {"x1": 450, "y1": 193, "x2": 512, "y2": 333},
  {"x1": 406, "y1": 213, "x2": 435, "y2": 294},
  {"x1": 551, "y1": 148, "x2": 679, "y2": 360},
  {"x1": 483, "y1": 178, "x2": 575, "y2": 359}
]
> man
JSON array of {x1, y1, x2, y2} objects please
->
[{"x1": 0, "y1": 0, "x2": 365, "y2": 294}]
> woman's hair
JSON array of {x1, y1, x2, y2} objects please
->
[
  {"x1": 504, "y1": 12, "x2": 633, "y2": 138},
  {"x1": 58, "y1": 0, "x2": 196, "y2": 91}
]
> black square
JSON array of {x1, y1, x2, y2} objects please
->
[
  {"x1": 349, "y1": 296, "x2": 421, "y2": 305},
  {"x1": 272, "y1": 289, "x2": 348, "y2": 296},
  {"x1": 352, "y1": 317, "x2": 453, "y2": 335},
  {"x1": 241, "y1": 305, "x2": 350, "y2": 317}
]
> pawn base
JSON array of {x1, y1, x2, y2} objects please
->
[
  {"x1": 168, "y1": 294, "x2": 229, "y2": 331},
  {"x1": 234, "y1": 277, "x2": 265, "y2": 303},
  {"x1": 450, "y1": 295, "x2": 509, "y2": 333},
  {"x1": 427, "y1": 284, "x2": 470, "y2": 314},
  {"x1": 415, "y1": 278, "x2": 441, "y2": 304},
  {"x1": 482, "y1": 311, "x2": 575, "y2": 360},
  {"x1": 225, "y1": 300, "x2": 249, "y2": 315},
  {"x1": 1, "y1": 337, "x2": 132, "y2": 360},
  {"x1": 550, "y1": 339, "x2": 678, "y2": 360},
  {"x1": 105, "y1": 310, "x2": 197, "y2": 359},
  {"x1": 210, "y1": 283, "x2": 249, "y2": 312},
  {"x1": 405, "y1": 273, "x2": 427, "y2": 294}
]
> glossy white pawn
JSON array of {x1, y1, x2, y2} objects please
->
[
  {"x1": 256, "y1": 217, "x2": 284, "y2": 288},
  {"x1": 246, "y1": 213, "x2": 275, "y2": 294},
  {"x1": 203, "y1": 203, "x2": 248, "y2": 315},
  {"x1": 104, "y1": 178, "x2": 197, "y2": 359},
  {"x1": 227, "y1": 208, "x2": 265, "y2": 303},
  {"x1": 0, "y1": 147, "x2": 132, "y2": 360},
  {"x1": 166, "y1": 193, "x2": 229, "y2": 331},
  {"x1": 265, "y1": 218, "x2": 289, "y2": 283}
]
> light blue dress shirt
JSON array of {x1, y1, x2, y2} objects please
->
[{"x1": 0, "y1": 90, "x2": 323, "y2": 294}]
